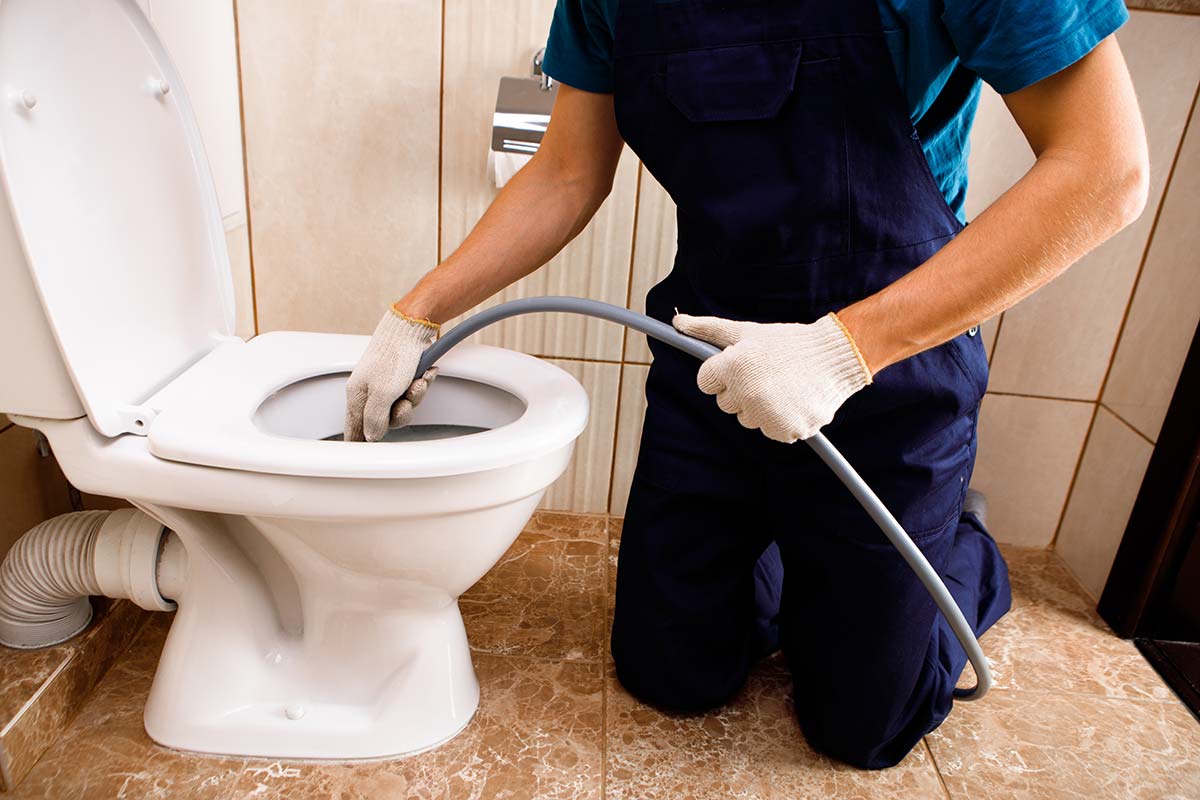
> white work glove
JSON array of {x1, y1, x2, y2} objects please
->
[
  {"x1": 344, "y1": 306, "x2": 440, "y2": 442},
  {"x1": 672, "y1": 312, "x2": 873, "y2": 443}
]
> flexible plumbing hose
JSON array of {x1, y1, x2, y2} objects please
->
[
  {"x1": 418, "y1": 296, "x2": 992, "y2": 701},
  {"x1": 0, "y1": 509, "x2": 180, "y2": 650},
  {"x1": 0, "y1": 511, "x2": 107, "y2": 649}
]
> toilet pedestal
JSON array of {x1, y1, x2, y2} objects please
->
[{"x1": 137, "y1": 499, "x2": 535, "y2": 760}]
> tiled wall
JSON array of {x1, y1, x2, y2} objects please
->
[
  {"x1": 234, "y1": 4, "x2": 1200, "y2": 555},
  {"x1": 1055, "y1": 84, "x2": 1200, "y2": 598},
  {"x1": 10, "y1": 3, "x2": 1193, "y2": 581},
  {"x1": 966, "y1": 11, "x2": 1200, "y2": 598}
]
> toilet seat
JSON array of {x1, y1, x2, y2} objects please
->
[
  {"x1": 0, "y1": 0, "x2": 237, "y2": 437},
  {"x1": 143, "y1": 332, "x2": 589, "y2": 480}
]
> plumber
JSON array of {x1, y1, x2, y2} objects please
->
[{"x1": 344, "y1": 0, "x2": 1148, "y2": 769}]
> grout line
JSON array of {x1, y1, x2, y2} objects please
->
[
  {"x1": 1092, "y1": 76, "x2": 1200, "y2": 414},
  {"x1": 604, "y1": 163, "x2": 644, "y2": 514},
  {"x1": 0, "y1": 653, "x2": 76, "y2": 740},
  {"x1": 467, "y1": 647, "x2": 606, "y2": 669},
  {"x1": 986, "y1": 312, "x2": 1005, "y2": 369},
  {"x1": 969, "y1": 684, "x2": 1183, "y2": 706},
  {"x1": 604, "y1": 374, "x2": 625, "y2": 516},
  {"x1": 1048, "y1": 401, "x2": 1100, "y2": 550},
  {"x1": 983, "y1": 389, "x2": 1093, "y2": 404},
  {"x1": 599, "y1": 516, "x2": 611, "y2": 798},
  {"x1": 537, "y1": 508, "x2": 611, "y2": 521},
  {"x1": 1049, "y1": 76, "x2": 1200, "y2": 549},
  {"x1": 620, "y1": 163, "x2": 644, "y2": 347},
  {"x1": 230, "y1": 0, "x2": 260, "y2": 337},
  {"x1": 435, "y1": 0, "x2": 447, "y2": 265},
  {"x1": 537, "y1": 354, "x2": 626, "y2": 366},
  {"x1": 1098, "y1": 402, "x2": 1157, "y2": 447},
  {"x1": 923, "y1": 738, "x2": 954, "y2": 800}
]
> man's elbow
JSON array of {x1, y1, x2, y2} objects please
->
[
  {"x1": 1110, "y1": 149, "x2": 1150, "y2": 231},
  {"x1": 531, "y1": 144, "x2": 617, "y2": 211}
]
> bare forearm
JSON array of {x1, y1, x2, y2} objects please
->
[
  {"x1": 397, "y1": 152, "x2": 607, "y2": 324},
  {"x1": 395, "y1": 85, "x2": 624, "y2": 324},
  {"x1": 839, "y1": 37, "x2": 1148, "y2": 374},
  {"x1": 840, "y1": 145, "x2": 1146, "y2": 372}
]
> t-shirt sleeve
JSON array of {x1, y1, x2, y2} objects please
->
[
  {"x1": 542, "y1": 0, "x2": 616, "y2": 93},
  {"x1": 942, "y1": 0, "x2": 1128, "y2": 95}
]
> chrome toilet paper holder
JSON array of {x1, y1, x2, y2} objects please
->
[{"x1": 492, "y1": 48, "x2": 558, "y2": 156}]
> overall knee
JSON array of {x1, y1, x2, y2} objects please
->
[
  {"x1": 795, "y1": 685, "x2": 953, "y2": 770},
  {"x1": 610, "y1": 626, "x2": 747, "y2": 715},
  {"x1": 803, "y1": 719, "x2": 911, "y2": 770}
]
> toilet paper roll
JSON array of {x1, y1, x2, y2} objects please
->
[{"x1": 488, "y1": 150, "x2": 533, "y2": 189}]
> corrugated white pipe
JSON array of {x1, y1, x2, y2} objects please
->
[{"x1": 0, "y1": 509, "x2": 182, "y2": 649}]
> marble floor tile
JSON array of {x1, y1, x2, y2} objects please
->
[
  {"x1": 956, "y1": 546, "x2": 1175, "y2": 702},
  {"x1": 226, "y1": 655, "x2": 604, "y2": 800},
  {"x1": 462, "y1": 512, "x2": 608, "y2": 663},
  {"x1": 605, "y1": 667, "x2": 947, "y2": 800},
  {"x1": 8, "y1": 614, "x2": 245, "y2": 800},
  {"x1": 927, "y1": 689, "x2": 1200, "y2": 799}
]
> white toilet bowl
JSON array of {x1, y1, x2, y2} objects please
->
[
  {"x1": 0, "y1": 0, "x2": 589, "y2": 759},
  {"x1": 12, "y1": 335, "x2": 588, "y2": 760}
]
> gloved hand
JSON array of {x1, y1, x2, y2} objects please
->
[
  {"x1": 672, "y1": 312, "x2": 873, "y2": 443},
  {"x1": 344, "y1": 305, "x2": 440, "y2": 442}
]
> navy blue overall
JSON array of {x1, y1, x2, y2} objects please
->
[{"x1": 608, "y1": 0, "x2": 1013, "y2": 769}]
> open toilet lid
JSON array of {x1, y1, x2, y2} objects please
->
[{"x1": 0, "y1": 0, "x2": 235, "y2": 437}]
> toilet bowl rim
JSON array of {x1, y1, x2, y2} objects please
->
[{"x1": 142, "y1": 331, "x2": 590, "y2": 479}]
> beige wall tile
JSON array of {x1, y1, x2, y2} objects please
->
[
  {"x1": 1055, "y1": 407, "x2": 1154, "y2": 599},
  {"x1": 609, "y1": 364, "x2": 649, "y2": 516},
  {"x1": 0, "y1": 426, "x2": 73, "y2": 562},
  {"x1": 988, "y1": 12, "x2": 1200, "y2": 399},
  {"x1": 1103, "y1": 101, "x2": 1200, "y2": 441},
  {"x1": 972, "y1": 394, "x2": 1094, "y2": 547},
  {"x1": 148, "y1": 0, "x2": 246, "y2": 224},
  {"x1": 440, "y1": 0, "x2": 637, "y2": 361},
  {"x1": 625, "y1": 166, "x2": 676, "y2": 364},
  {"x1": 225, "y1": 224, "x2": 256, "y2": 340},
  {"x1": 539, "y1": 359, "x2": 619, "y2": 514},
  {"x1": 237, "y1": 0, "x2": 443, "y2": 335}
]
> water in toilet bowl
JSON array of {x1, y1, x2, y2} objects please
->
[{"x1": 323, "y1": 424, "x2": 489, "y2": 443}]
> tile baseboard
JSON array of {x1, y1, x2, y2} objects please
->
[
  {"x1": 1127, "y1": 0, "x2": 1200, "y2": 14},
  {"x1": 0, "y1": 598, "x2": 150, "y2": 791}
]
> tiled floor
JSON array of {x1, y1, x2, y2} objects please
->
[{"x1": 8, "y1": 512, "x2": 1200, "y2": 799}]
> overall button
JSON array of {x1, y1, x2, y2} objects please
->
[{"x1": 967, "y1": 326, "x2": 979, "y2": 337}]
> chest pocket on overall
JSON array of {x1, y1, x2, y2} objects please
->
[{"x1": 657, "y1": 41, "x2": 850, "y2": 266}]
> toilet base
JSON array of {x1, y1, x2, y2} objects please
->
[
  {"x1": 143, "y1": 599, "x2": 482, "y2": 760},
  {"x1": 121, "y1": 477, "x2": 547, "y2": 762}
]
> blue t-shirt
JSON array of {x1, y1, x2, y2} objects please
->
[{"x1": 542, "y1": 0, "x2": 1127, "y2": 219}]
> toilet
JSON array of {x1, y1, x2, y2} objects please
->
[{"x1": 0, "y1": 0, "x2": 588, "y2": 760}]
